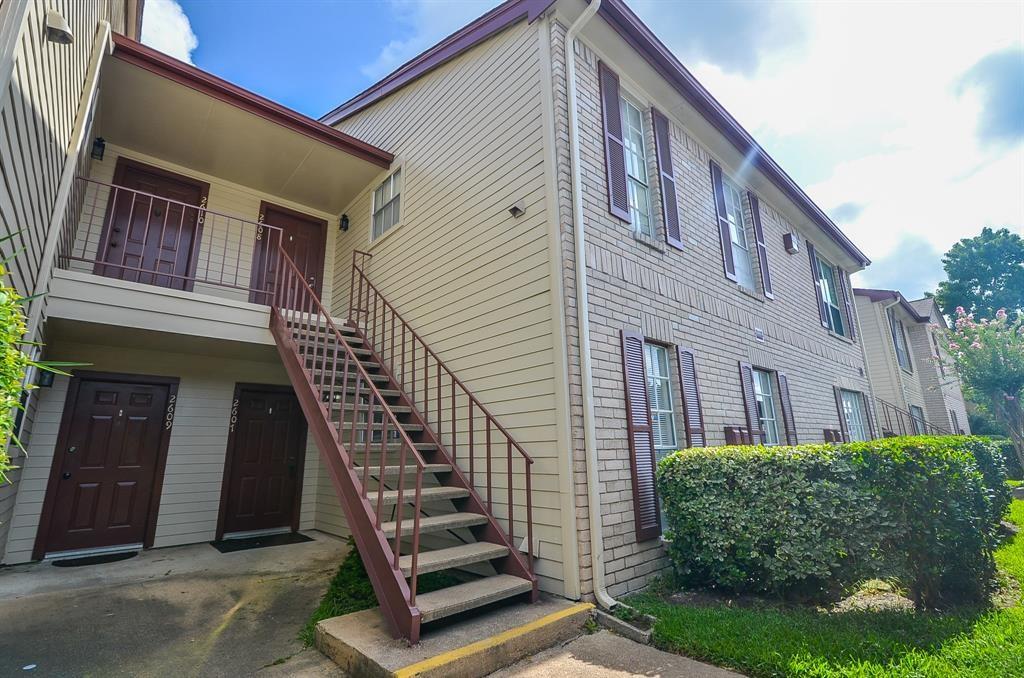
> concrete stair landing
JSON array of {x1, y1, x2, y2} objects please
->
[{"x1": 316, "y1": 597, "x2": 593, "y2": 678}]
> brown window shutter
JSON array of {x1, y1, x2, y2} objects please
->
[
  {"x1": 599, "y1": 61, "x2": 631, "y2": 223},
  {"x1": 676, "y1": 345, "x2": 705, "y2": 447},
  {"x1": 861, "y1": 392, "x2": 876, "y2": 439},
  {"x1": 620, "y1": 330, "x2": 661, "y2": 541},
  {"x1": 652, "y1": 108, "x2": 683, "y2": 250},
  {"x1": 747, "y1": 193, "x2": 773, "y2": 298},
  {"x1": 833, "y1": 386, "x2": 850, "y2": 442},
  {"x1": 806, "y1": 241, "x2": 829, "y2": 328},
  {"x1": 776, "y1": 372, "x2": 798, "y2": 444},
  {"x1": 709, "y1": 160, "x2": 737, "y2": 281},
  {"x1": 738, "y1": 362, "x2": 764, "y2": 444},
  {"x1": 950, "y1": 408, "x2": 960, "y2": 434},
  {"x1": 839, "y1": 269, "x2": 856, "y2": 339}
]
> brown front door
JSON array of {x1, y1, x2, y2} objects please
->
[
  {"x1": 40, "y1": 375, "x2": 175, "y2": 555},
  {"x1": 97, "y1": 159, "x2": 208, "y2": 291},
  {"x1": 250, "y1": 202, "x2": 327, "y2": 306},
  {"x1": 220, "y1": 386, "x2": 307, "y2": 535}
]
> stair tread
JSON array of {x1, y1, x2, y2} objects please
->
[
  {"x1": 415, "y1": 574, "x2": 533, "y2": 623},
  {"x1": 398, "y1": 542, "x2": 509, "y2": 576},
  {"x1": 378, "y1": 486, "x2": 469, "y2": 505},
  {"x1": 332, "y1": 387, "x2": 401, "y2": 398},
  {"x1": 354, "y1": 463, "x2": 451, "y2": 475},
  {"x1": 333, "y1": 402, "x2": 412, "y2": 414},
  {"x1": 348, "y1": 442, "x2": 437, "y2": 452},
  {"x1": 379, "y1": 512, "x2": 488, "y2": 538}
]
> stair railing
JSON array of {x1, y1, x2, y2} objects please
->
[
  {"x1": 349, "y1": 250, "x2": 534, "y2": 572},
  {"x1": 875, "y1": 397, "x2": 952, "y2": 436},
  {"x1": 270, "y1": 246, "x2": 427, "y2": 617}
]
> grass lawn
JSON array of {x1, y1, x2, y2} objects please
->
[
  {"x1": 299, "y1": 539, "x2": 459, "y2": 645},
  {"x1": 629, "y1": 500, "x2": 1024, "y2": 677}
]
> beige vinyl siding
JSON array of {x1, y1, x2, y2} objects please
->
[
  {"x1": 67, "y1": 144, "x2": 340, "y2": 308},
  {"x1": 330, "y1": 21, "x2": 567, "y2": 594},
  {"x1": 2, "y1": 340, "x2": 324, "y2": 564},
  {"x1": 855, "y1": 297, "x2": 904, "y2": 408},
  {"x1": 0, "y1": 0, "x2": 126, "y2": 567}
]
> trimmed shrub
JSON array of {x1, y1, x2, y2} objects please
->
[
  {"x1": 657, "y1": 444, "x2": 884, "y2": 601},
  {"x1": 658, "y1": 435, "x2": 1005, "y2": 608},
  {"x1": 989, "y1": 437, "x2": 1023, "y2": 480}
]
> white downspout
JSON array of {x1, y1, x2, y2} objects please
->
[{"x1": 565, "y1": 0, "x2": 616, "y2": 610}]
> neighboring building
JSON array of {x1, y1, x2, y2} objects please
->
[
  {"x1": 854, "y1": 289, "x2": 970, "y2": 436},
  {"x1": 1, "y1": 0, "x2": 880, "y2": 642}
]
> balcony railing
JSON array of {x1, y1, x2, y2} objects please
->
[{"x1": 58, "y1": 177, "x2": 285, "y2": 304}]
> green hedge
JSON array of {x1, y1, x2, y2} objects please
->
[{"x1": 658, "y1": 436, "x2": 1007, "y2": 608}]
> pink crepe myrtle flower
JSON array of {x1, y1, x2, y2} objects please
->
[
  {"x1": 996, "y1": 308, "x2": 1007, "y2": 320},
  {"x1": 956, "y1": 306, "x2": 966, "y2": 315},
  {"x1": 949, "y1": 342, "x2": 961, "y2": 351},
  {"x1": 970, "y1": 341, "x2": 982, "y2": 349}
]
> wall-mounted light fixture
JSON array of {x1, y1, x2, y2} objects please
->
[
  {"x1": 37, "y1": 370, "x2": 55, "y2": 388},
  {"x1": 508, "y1": 199, "x2": 526, "y2": 218},
  {"x1": 782, "y1": 232, "x2": 800, "y2": 255},
  {"x1": 44, "y1": 9, "x2": 74, "y2": 44},
  {"x1": 340, "y1": 214, "x2": 349, "y2": 232},
  {"x1": 91, "y1": 137, "x2": 105, "y2": 161}
]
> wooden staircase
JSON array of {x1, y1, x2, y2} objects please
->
[{"x1": 268, "y1": 248, "x2": 537, "y2": 644}]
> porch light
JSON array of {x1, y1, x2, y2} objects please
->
[
  {"x1": 37, "y1": 370, "x2": 54, "y2": 388},
  {"x1": 91, "y1": 137, "x2": 105, "y2": 161},
  {"x1": 44, "y1": 9, "x2": 74, "y2": 44},
  {"x1": 340, "y1": 214, "x2": 349, "y2": 232}
]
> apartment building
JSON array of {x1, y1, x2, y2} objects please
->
[
  {"x1": 1, "y1": 0, "x2": 878, "y2": 643},
  {"x1": 855, "y1": 289, "x2": 970, "y2": 436}
]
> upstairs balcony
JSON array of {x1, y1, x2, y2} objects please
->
[{"x1": 45, "y1": 35, "x2": 393, "y2": 348}]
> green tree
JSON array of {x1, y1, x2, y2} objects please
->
[{"x1": 935, "y1": 227, "x2": 1024, "y2": 318}]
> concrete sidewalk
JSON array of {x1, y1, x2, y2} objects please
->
[
  {"x1": 491, "y1": 630, "x2": 743, "y2": 677},
  {"x1": 0, "y1": 531, "x2": 347, "y2": 677}
]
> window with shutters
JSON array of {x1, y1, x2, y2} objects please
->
[
  {"x1": 931, "y1": 331, "x2": 947, "y2": 376},
  {"x1": 722, "y1": 176, "x2": 756, "y2": 289},
  {"x1": 910, "y1": 405, "x2": 926, "y2": 434},
  {"x1": 620, "y1": 95, "x2": 653, "y2": 237},
  {"x1": 815, "y1": 254, "x2": 847, "y2": 336},
  {"x1": 889, "y1": 308, "x2": 913, "y2": 372},
  {"x1": 371, "y1": 168, "x2": 402, "y2": 240},
  {"x1": 753, "y1": 369, "x2": 780, "y2": 445},
  {"x1": 840, "y1": 389, "x2": 870, "y2": 441},
  {"x1": 644, "y1": 343, "x2": 678, "y2": 456}
]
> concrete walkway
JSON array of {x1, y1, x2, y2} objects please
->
[
  {"x1": 0, "y1": 531, "x2": 347, "y2": 677},
  {"x1": 491, "y1": 630, "x2": 743, "y2": 677}
]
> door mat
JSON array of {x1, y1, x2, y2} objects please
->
[
  {"x1": 51, "y1": 551, "x2": 138, "y2": 567},
  {"x1": 211, "y1": 532, "x2": 313, "y2": 553}
]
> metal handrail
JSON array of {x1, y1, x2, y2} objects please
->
[
  {"x1": 349, "y1": 250, "x2": 534, "y2": 571},
  {"x1": 273, "y1": 246, "x2": 427, "y2": 604},
  {"x1": 875, "y1": 396, "x2": 952, "y2": 436}
]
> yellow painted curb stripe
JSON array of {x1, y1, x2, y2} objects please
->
[{"x1": 393, "y1": 602, "x2": 595, "y2": 678}]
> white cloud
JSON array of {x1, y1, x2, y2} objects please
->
[
  {"x1": 361, "y1": 0, "x2": 495, "y2": 80},
  {"x1": 634, "y1": 1, "x2": 1024, "y2": 295},
  {"x1": 140, "y1": 0, "x2": 198, "y2": 65}
]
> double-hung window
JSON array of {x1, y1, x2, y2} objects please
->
[
  {"x1": 372, "y1": 168, "x2": 402, "y2": 240},
  {"x1": 889, "y1": 309, "x2": 912, "y2": 371},
  {"x1": 840, "y1": 390, "x2": 870, "y2": 441},
  {"x1": 722, "y1": 177, "x2": 756, "y2": 289},
  {"x1": 644, "y1": 343, "x2": 677, "y2": 530},
  {"x1": 816, "y1": 254, "x2": 846, "y2": 336},
  {"x1": 752, "y1": 369, "x2": 780, "y2": 445},
  {"x1": 910, "y1": 405, "x2": 926, "y2": 434},
  {"x1": 620, "y1": 96, "x2": 653, "y2": 237}
]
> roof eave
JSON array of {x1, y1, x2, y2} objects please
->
[
  {"x1": 112, "y1": 35, "x2": 394, "y2": 168},
  {"x1": 854, "y1": 288, "x2": 929, "y2": 323}
]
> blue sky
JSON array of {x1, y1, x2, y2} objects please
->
[{"x1": 141, "y1": 0, "x2": 1024, "y2": 299}]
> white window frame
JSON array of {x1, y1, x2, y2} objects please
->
[
  {"x1": 722, "y1": 176, "x2": 756, "y2": 289},
  {"x1": 752, "y1": 369, "x2": 780, "y2": 445},
  {"x1": 644, "y1": 342, "x2": 677, "y2": 531},
  {"x1": 889, "y1": 309, "x2": 912, "y2": 372},
  {"x1": 841, "y1": 390, "x2": 870, "y2": 442},
  {"x1": 619, "y1": 94, "x2": 653, "y2": 238},
  {"x1": 909, "y1": 405, "x2": 926, "y2": 434},
  {"x1": 816, "y1": 254, "x2": 847, "y2": 336},
  {"x1": 371, "y1": 167, "x2": 403, "y2": 241}
]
